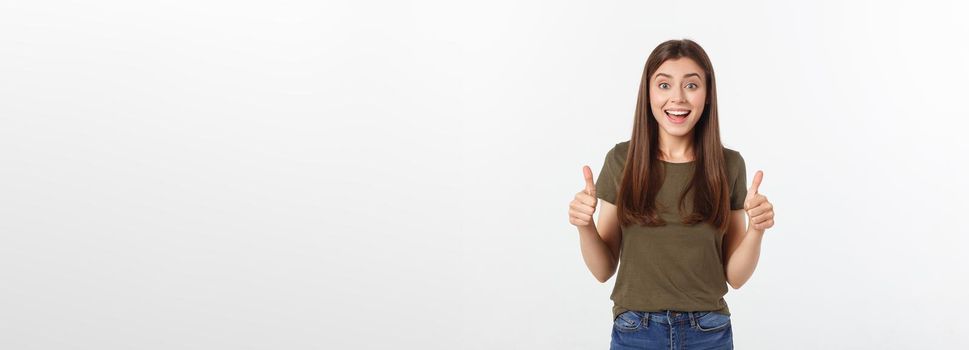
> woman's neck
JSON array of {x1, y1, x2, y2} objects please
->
[{"x1": 657, "y1": 132, "x2": 695, "y2": 162}]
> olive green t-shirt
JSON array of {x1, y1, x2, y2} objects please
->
[{"x1": 595, "y1": 140, "x2": 747, "y2": 320}]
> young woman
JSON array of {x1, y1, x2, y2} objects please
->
[{"x1": 568, "y1": 39, "x2": 776, "y2": 350}]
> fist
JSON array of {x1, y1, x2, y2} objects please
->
[
  {"x1": 744, "y1": 170, "x2": 775, "y2": 231},
  {"x1": 569, "y1": 165, "x2": 598, "y2": 227}
]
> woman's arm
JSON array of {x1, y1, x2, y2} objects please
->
[
  {"x1": 724, "y1": 170, "x2": 775, "y2": 289},
  {"x1": 578, "y1": 201, "x2": 622, "y2": 283},
  {"x1": 723, "y1": 209, "x2": 764, "y2": 289}
]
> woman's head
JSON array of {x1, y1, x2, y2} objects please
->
[
  {"x1": 641, "y1": 39, "x2": 718, "y2": 146},
  {"x1": 649, "y1": 57, "x2": 708, "y2": 141},
  {"x1": 617, "y1": 39, "x2": 732, "y2": 234}
]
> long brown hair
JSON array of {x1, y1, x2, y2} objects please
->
[{"x1": 616, "y1": 39, "x2": 732, "y2": 234}]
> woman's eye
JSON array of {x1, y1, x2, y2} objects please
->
[
  {"x1": 686, "y1": 83, "x2": 698, "y2": 89},
  {"x1": 658, "y1": 83, "x2": 670, "y2": 89}
]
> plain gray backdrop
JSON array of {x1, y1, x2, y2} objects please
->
[{"x1": 2, "y1": 0, "x2": 968, "y2": 349}]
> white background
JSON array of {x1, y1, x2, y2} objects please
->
[{"x1": 2, "y1": 0, "x2": 968, "y2": 349}]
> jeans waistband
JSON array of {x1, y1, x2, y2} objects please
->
[{"x1": 640, "y1": 310, "x2": 712, "y2": 324}]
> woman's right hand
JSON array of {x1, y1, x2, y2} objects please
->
[{"x1": 569, "y1": 165, "x2": 599, "y2": 227}]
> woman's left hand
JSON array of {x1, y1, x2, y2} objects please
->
[{"x1": 744, "y1": 170, "x2": 774, "y2": 232}]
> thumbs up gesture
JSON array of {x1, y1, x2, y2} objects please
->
[
  {"x1": 744, "y1": 170, "x2": 775, "y2": 232},
  {"x1": 568, "y1": 165, "x2": 598, "y2": 227}
]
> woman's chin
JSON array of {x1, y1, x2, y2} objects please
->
[{"x1": 659, "y1": 124, "x2": 695, "y2": 137}]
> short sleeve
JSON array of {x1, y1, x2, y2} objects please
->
[
  {"x1": 729, "y1": 150, "x2": 747, "y2": 210},
  {"x1": 595, "y1": 145, "x2": 622, "y2": 205}
]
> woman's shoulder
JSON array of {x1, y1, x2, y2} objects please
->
[
  {"x1": 608, "y1": 139, "x2": 630, "y2": 149},
  {"x1": 606, "y1": 140, "x2": 632, "y2": 165},
  {"x1": 722, "y1": 146, "x2": 746, "y2": 173},
  {"x1": 613, "y1": 140, "x2": 631, "y2": 154},
  {"x1": 722, "y1": 146, "x2": 742, "y2": 160}
]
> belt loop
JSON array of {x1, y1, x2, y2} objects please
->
[
  {"x1": 689, "y1": 312, "x2": 696, "y2": 328},
  {"x1": 643, "y1": 312, "x2": 650, "y2": 329}
]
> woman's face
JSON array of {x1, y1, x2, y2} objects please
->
[{"x1": 649, "y1": 57, "x2": 707, "y2": 139}]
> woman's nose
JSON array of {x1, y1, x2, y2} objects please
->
[{"x1": 671, "y1": 91, "x2": 687, "y2": 103}]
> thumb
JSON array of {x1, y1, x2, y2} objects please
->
[
  {"x1": 583, "y1": 165, "x2": 596, "y2": 196},
  {"x1": 748, "y1": 170, "x2": 763, "y2": 195}
]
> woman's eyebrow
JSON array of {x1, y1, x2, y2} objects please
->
[{"x1": 654, "y1": 73, "x2": 702, "y2": 79}]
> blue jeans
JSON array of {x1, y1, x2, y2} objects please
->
[{"x1": 610, "y1": 310, "x2": 733, "y2": 350}]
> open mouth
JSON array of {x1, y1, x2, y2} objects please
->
[{"x1": 664, "y1": 109, "x2": 690, "y2": 124}]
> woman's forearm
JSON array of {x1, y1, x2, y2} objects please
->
[
  {"x1": 725, "y1": 228, "x2": 765, "y2": 289},
  {"x1": 577, "y1": 224, "x2": 617, "y2": 283}
]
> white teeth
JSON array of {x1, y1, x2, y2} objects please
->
[{"x1": 665, "y1": 110, "x2": 689, "y2": 116}]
